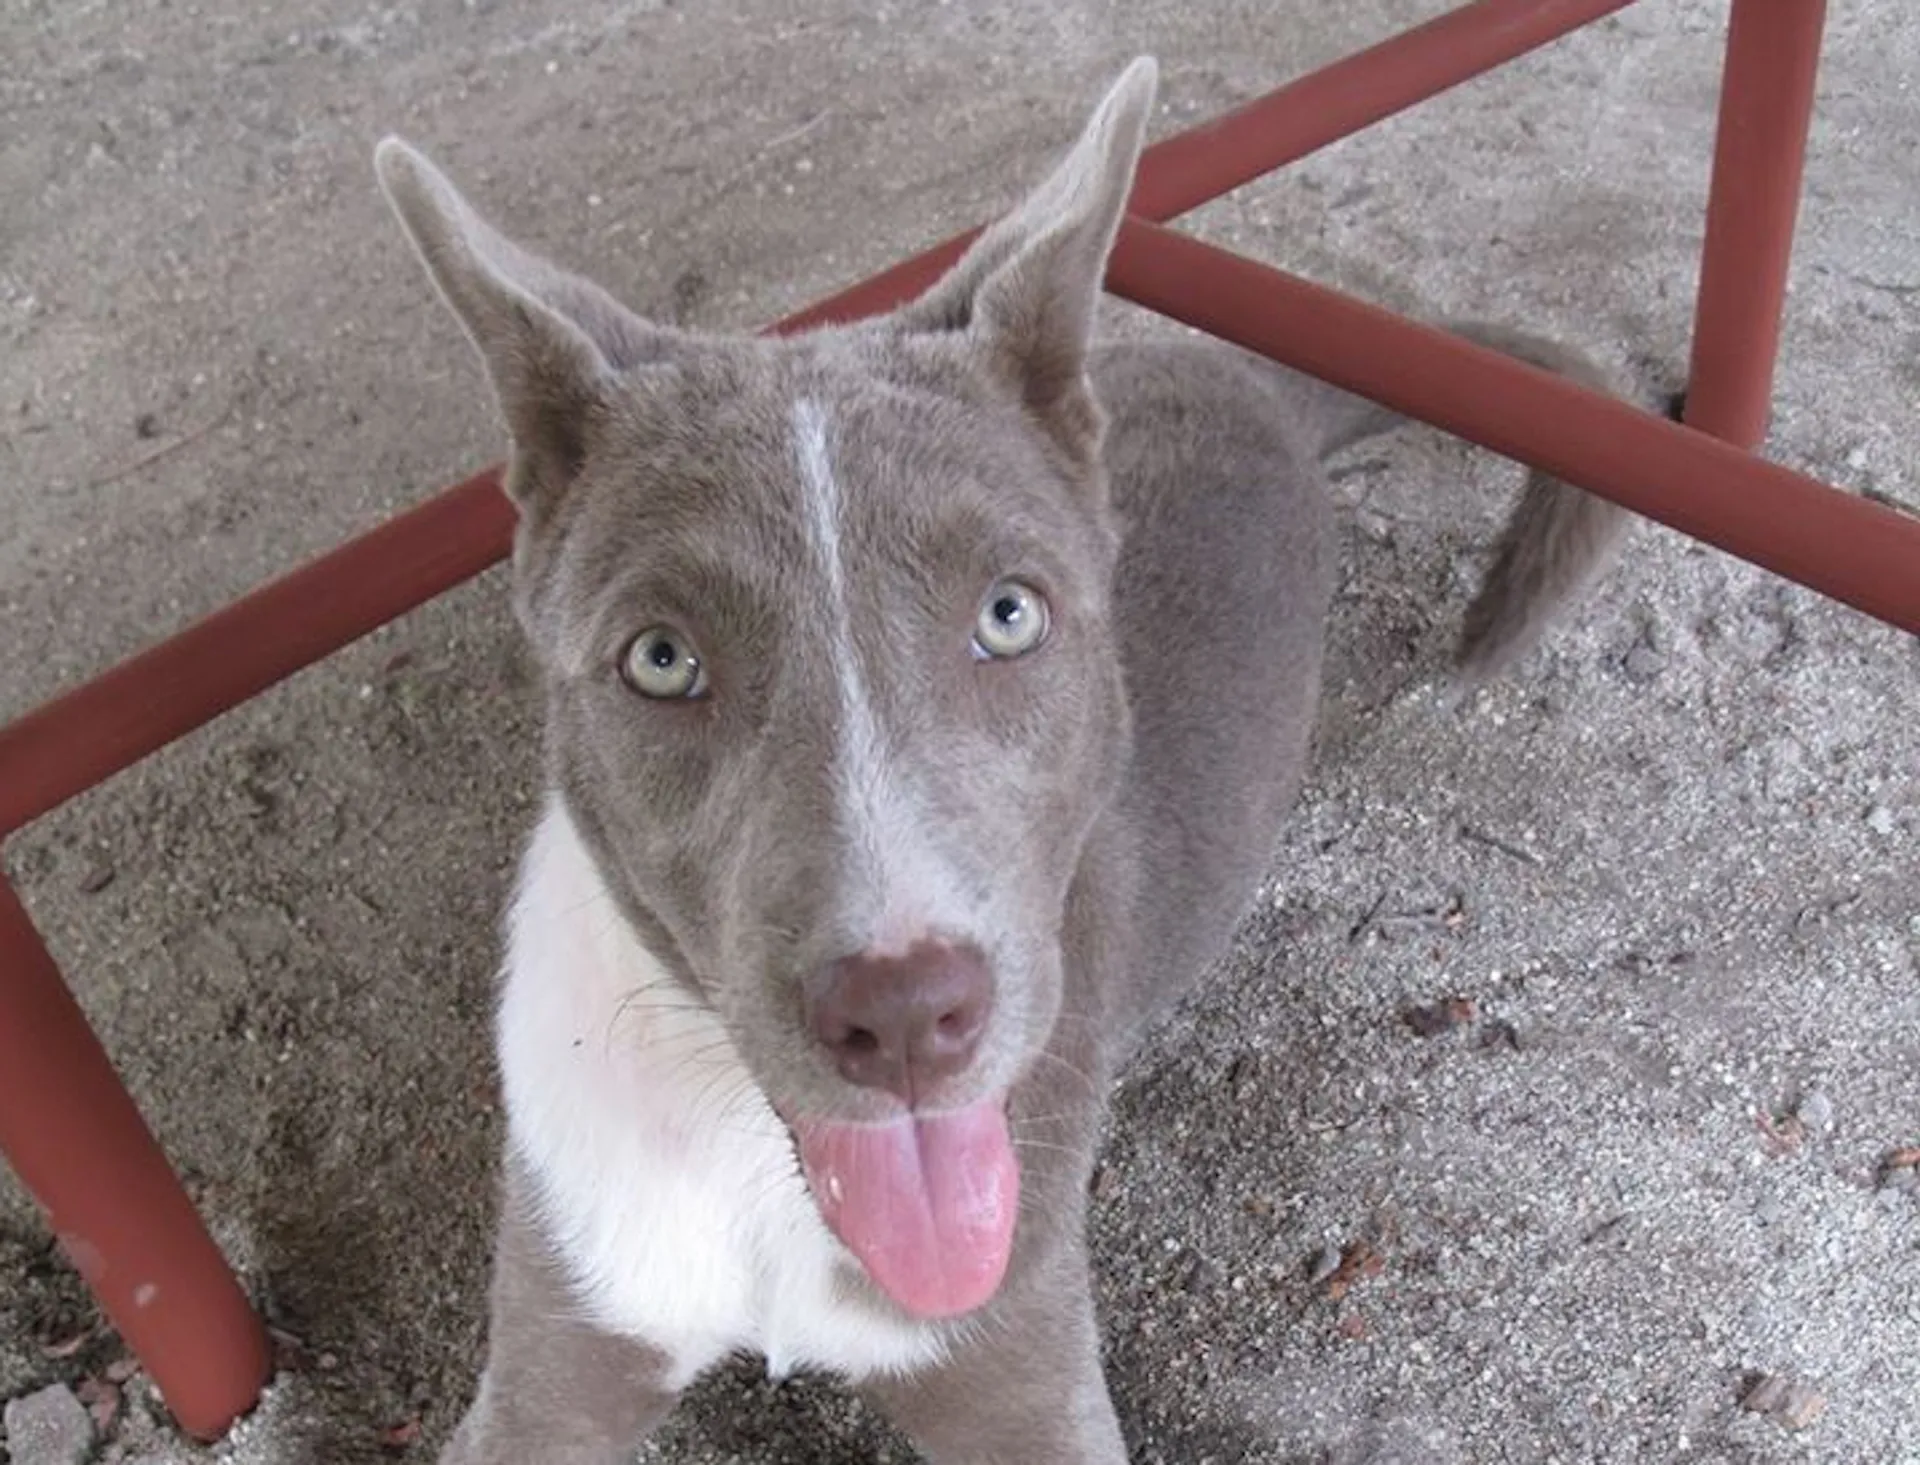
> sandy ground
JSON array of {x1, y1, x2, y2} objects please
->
[{"x1": 3, "y1": 1, "x2": 1916, "y2": 1462}]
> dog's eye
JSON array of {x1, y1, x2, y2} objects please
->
[
  {"x1": 971, "y1": 580, "x2": 1050, "y2": 660},
  {"x1": 620, "y1": 626, "x2": 708, "y2": 699}
]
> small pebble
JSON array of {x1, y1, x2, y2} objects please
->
[
  {"x1": 1323, "y1": 1239, "x2": 1387, "y2": 1300},
  {"x1": 3, "y1": 1383, "x2": 95, "y2": 1465},
  {"x1": 1478, "y1": 1018, "x2": 1523, "y2": 1052},
  {"x1": 1623, "y1": 644, "x2": 1666, "y2": 682},
  {"x1": 1403, "y1": 996, "x2": 1476, "y2": 1037},
  {"x1": 1795, "y1": 1090, "x2": 1834, "y2": 1135},
  {"x1": 1865, "y1": 806, "x2": 1895, "y2": 836},
  {"x1": 1306, "y1": 1242, "x2": 1343, "y2": 1286},
  {"x1": 73, "y1": 1376, "x2": 118, "y2": 1434},
  {"x1": 1741, "y1": 1372, "x2": 1827, "y2": 1430}
]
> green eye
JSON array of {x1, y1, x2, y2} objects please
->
[
  {"x1": 620, "y1": 626, "x2": 708, "y2": 699},
  {"x1": 972, "y1": 580, "x2": 1050, "y2": 660}
]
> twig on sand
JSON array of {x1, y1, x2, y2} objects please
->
[
  {"x1": 83, "y1": 401, "x2": 235, "y2": 490},
  {"x1": 1458, "y1": 823, "x2": 1542, "y2": 868}
]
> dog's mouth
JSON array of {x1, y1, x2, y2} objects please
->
[{"x1": 793, "y1": 1094, "x2": 1018, "y2": 1321}]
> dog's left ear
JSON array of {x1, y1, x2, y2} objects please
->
[{"x1": 900, "y1": 58, "x2": 1157, "y2": 464}]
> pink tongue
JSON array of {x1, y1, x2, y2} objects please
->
[{"x1": 796, "y1": 1098, "x2": 1018, "y2": 1319}]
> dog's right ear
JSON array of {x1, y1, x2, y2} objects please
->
[
  {"x1": 375, "y1": 139, "x2": 658, "y2": 517},
  {"x1": 895, "y1": 59, "x2": 1157, "y2": 468}
]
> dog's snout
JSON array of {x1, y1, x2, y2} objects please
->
[{"x1": 807, "y1": 941, "x2": 993, "y2": 1104}]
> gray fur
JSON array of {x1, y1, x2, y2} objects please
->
[
  {"x1": 442, "y1": 1159, "x2": 679, "y2": 1465},
  {"x1": 376, "y1": 56, "x2": 1625, "y2": 1464},
  {"x1": 1249, "y1": 321, "x2": 1632, "y2": 687}
]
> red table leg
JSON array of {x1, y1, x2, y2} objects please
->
[
  {"x1": 1107, "y1": 220, "x2": 1920, "y2": 636},
  {"x1": 0, "y1": 876, "x2": 270, "y2": 1440},
  {"x1": 1684, "y1": 0, "x2": 1827, "y2": 449}
]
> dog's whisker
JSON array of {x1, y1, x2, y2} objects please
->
[
  {"x1": 1025, "y1": 1048, "x2": 1102, "y2": 1098},
  {"x1": 1009, "y1": 1139, "x2": 1083, "y2": 1159},
  {"x1": 1009, "y1": 1115, "x2": 1087, "y2": 1138}
]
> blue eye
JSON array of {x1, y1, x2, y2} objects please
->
[
  {"x1": 972, "y1": 580, "x2": 1050, "y2": 660},
  {"x1": 620, "y1": 627, "x2": 708, "y2": 698}
]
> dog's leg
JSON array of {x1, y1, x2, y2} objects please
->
[
  {"x1": 862, "y1": 1260, "x2": 1125, "y2": 1465},
  {"x1": 441, "y1": 1163, "x2": 680, "y2": 1465}
]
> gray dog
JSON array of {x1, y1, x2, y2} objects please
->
[{"x1": 376, "y1": 57, "x2": 1625, "y2": 1464}]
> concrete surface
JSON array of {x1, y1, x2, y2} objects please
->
[{"x1": 2, "y1": 1, "x2": 1916, "y2": 1462}]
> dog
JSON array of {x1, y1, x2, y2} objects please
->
[{"x1": 375, "y1": 57, "x2": 1626, "y2": 1463}]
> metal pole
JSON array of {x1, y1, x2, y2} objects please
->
[
  {"x1": 785, "y1": 0, "x2": 1639, "y2": 330},
  {"x1": 1108, "y1": 219, "x2": 1920, "y2": 635},
  {"x1": 0, "y1": 471, "x2": 516, "y2": 838},
  {"x1": 1683, "y1": 0, "x2": 1827, "y2": 448},
  {"x1": 0, "y1": 877, "x2": 271, "y2": 1440}
]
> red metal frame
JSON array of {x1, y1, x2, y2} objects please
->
[
  {"x1": 2, "y1": 0, "x2": 1903, "y2": 1442},
  {"x1": 1108, "y1": 220, "x2": 1920, "y2": 633},
  {"x1": 1684, "y1": 0, "x2": 1829, "y2": 449}
]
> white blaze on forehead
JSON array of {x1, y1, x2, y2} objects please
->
[
  {"x1": 792, "y1": 398, "x2": 866, "y2": 729},
  {"x1": 790, "y1": 398, "x2": 974, "y2": 951},
  {"x1": 792, "y1": 397, "x2": 882, "y2": 802}
]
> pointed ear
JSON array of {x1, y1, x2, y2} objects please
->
[
  {"x1": 375, "y1": 138, "x2": 659, "y2": 515},
  {"x1": 898, "y1": 58, "x2": 1157, "y2": 461}
]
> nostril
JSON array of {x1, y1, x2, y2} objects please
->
[
  {"x1": 935, "y1": 1008, "x2": 978, "y2": 1040},
  {"x1": 809, "y1": 939, "x2": 994, "y2": 1099}
]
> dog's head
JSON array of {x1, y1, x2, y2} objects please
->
[{"x1": 377, "y1": 60, "x2": 1156, "y2": 1320}]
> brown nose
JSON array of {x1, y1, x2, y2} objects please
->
[{"x1": 806, "y1": 940, "x2": 993, "y2": 1104}]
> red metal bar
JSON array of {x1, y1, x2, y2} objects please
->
[
  {"x1": 0, "y1": 876, "x2": 271, "y2": 1440},
  {"x1": 782, "y1": 0, "x2": 1638, "y2": 330},
  {"x1": 1125, "y1": 0, "x2": 1641, "y2": 223},
  {"x1": 1684, "y1": 0, "x2": 1827, "y2": 448},
  {"x1": 1108, "y1": 219, "x2": 1920, "y2": 634},
  {"x1": 0, "y1": 0, "x2": 1635, "y2": 835},
  {"x1": 0, "y1": 472, "x2": 516, "y2": 838}
]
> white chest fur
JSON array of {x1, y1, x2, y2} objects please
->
[{"x1": 495, "y1": 800, "x2": 951, "y2": 1388}]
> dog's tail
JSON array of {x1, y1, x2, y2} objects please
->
[{"x1": 1309, "y1": 323, "x2": 1633, "y2": 687}]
